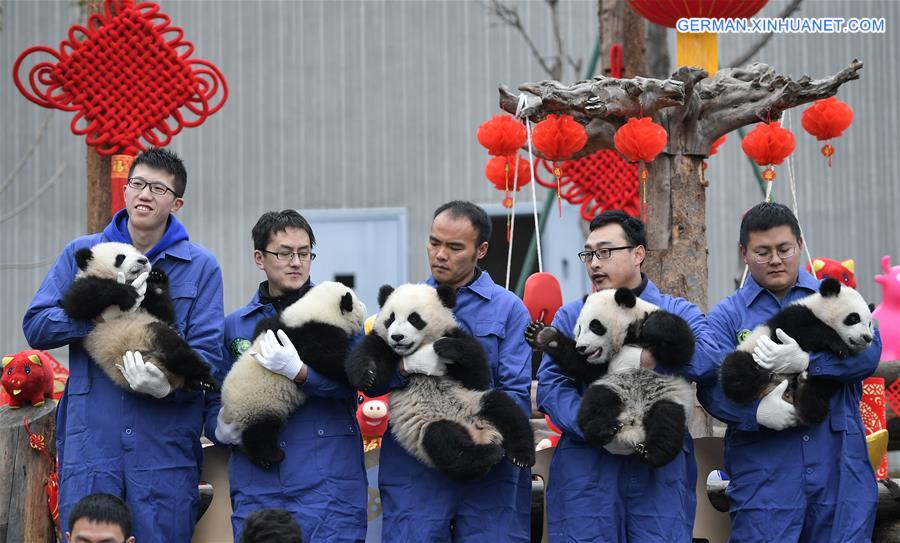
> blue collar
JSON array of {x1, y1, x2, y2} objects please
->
[
  {"x1": 739, "y1": 270, "x2": 820, "y2": 307},
  {"x1": 103, "y1": 209, "x2": 190, "y2": 262},
  {"x1": 426, "y1": 269, "x2": 495, "y2": 301}
]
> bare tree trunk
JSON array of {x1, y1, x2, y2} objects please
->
[
  {"x1": 599, "y1": 0, "x2": 646, "y2": 78},
  {"x1": 646, "y1": 22, "x2": 670, "y2": 79}
]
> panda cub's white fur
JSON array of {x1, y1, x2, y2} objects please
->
[{"x1": 220, "y1": 281, "x2": 367, "y2": 468}]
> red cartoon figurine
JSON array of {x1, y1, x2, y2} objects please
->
[
  {"x1": 1, "y1": 350, "x2": 56, "y2": 408},
  {"x1": 806, "y1": 257, "x2": 856, "y2": 288},
  {"x1": 357, "y1": 393, "x2": 390, "y2": 451}
]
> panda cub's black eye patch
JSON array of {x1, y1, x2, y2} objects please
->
[
  {"x1": 589, "y1": 319, "x2": 607, "y2": 336},
  {"x1": 115, "y1": 254, "x2": 126, "y2": 267},
  {"x1": 407, "y1": 312, "x2": 426, "y2": 330},
  {"x1": 844, "y1": 313, "x2": 861, "y2": 326},
  {"x1": 384, "y1": 313, "x2": 395, "y2": 328}
]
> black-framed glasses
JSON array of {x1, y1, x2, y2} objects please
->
[
  {"x1": 577, "y1": 246, "x2": 635, "y2": 263},
  {"x1": 127, "y1": 176, "x2": 180, "y2": 197},
  {"x1": 263, "y1": 250, "x2": 317, "y2": 263},
  {"x1": 752, "y1": 245, "x2": 797, "y2": 264}
]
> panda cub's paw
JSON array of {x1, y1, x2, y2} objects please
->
[
  {"x1": 524, "y1": 321, "x2": 561, "y2": 351},
  {"x1": 146, "y1": 268, "x2": 169, "y2": 296},
  {"x1": 345, "y1": 356, "x2": 377, "y2": 392},
  {"x1": 506, "y1": 444, "x2": 536, "y2": 468}
]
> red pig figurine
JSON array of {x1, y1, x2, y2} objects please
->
[
  {"x1": 357, "y1": 393, "x2": 390, "y2": 451},
  {"x1": 2, "y1": 350, "x2": 55, "y2": 408}
]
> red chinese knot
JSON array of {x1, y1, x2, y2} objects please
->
[{"x1": 12, "y1": 0, "x2": 228, "y2": 156}]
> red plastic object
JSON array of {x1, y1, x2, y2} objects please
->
[{"x1": 523, "y1": 273, "x2": 563, "y2": 325}]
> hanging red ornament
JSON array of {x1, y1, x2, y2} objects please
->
[
  {"x1": 477, "y1": 115, "x2": 527, "y2": 156},
  {"x1": 485, "y1": 155, "x2": 531, "y2": 241},
  {"x1": 531, "y1": 114, "x2": 588, "y2": 214},
  {"x1": 741, "y1": 121, "x2": 796, "y2": 181},
  {"x1": 801, "y1": 97, "x2": 853, "y2": 167},
  {"x1": 614, "y1": 116, "x2": 668, "y2": 220},
  {"x1": 703, "y1": 134, "x2": 728, "y2": 170}
]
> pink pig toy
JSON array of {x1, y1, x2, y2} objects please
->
[{"x1": 874, "y1": 256, "x2": 900, "y2": 361}]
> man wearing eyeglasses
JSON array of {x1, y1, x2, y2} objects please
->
[
  {"x1": 697, "y1": 202, "x2": 881, "y2": 543},
  {"x1": 535, "y1": 209, "x2": 716, "y2": 542},
  {"x1": 205, "y1": 209, "x2": 367, "y2": 541},
  {"x1": 24, "y1": 147, "x2": 225, "y2": 543}
]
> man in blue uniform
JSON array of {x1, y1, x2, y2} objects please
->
[
  {"x1": 373, "y1": 201, "x2": 533, "y2": 542},
  {"x1": 536, "y1": 210, "x2": 716, "y2": 542},
  {"x1": 697, "y1": 202, "x2": 881, "y2": 542},
  {"x1": 207, "y1": 210, "x2": 367, "y2": 541},
  {"x1": 24, "y1": 148, "x2": 225, "y2": 543}
]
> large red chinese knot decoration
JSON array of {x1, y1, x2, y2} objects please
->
[
  {"x1": 801, "y1": 97, "x2": 853, "y2": 167},
  {"x1": 740, "y1": 122, "x2": 795, "y2": 181},
  {"x1": 12, "y1": 0, "x2": 227, "y2": 214},
  {"x1": 534, "y1": 152, "x2": 639, "y2": 221},
  {"x1": 614, "y1": 117, "x2": 668, "y2": 220},
  {"x1": 531, "y1": 114, "x2": 588, "y2": 214}
]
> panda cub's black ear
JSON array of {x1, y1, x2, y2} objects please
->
[
  {"x1": 340, "y1": 292, "x2": 354, "y2": 313},
  {"x1": 820, "y1": 278, "x2": 842, "y2": 298},
  {"x1": 614, "y1": 288, "x2": 637, "y2": 308},
  {"x1": 377, "y1": 285, "x2": 395, "y2": 308},
  {"x1": 436, "y1": 285, "x2": 457, "y2": 309},
  {"x1": 74, "y1": 248, "x2": 94, "y2": 271}
]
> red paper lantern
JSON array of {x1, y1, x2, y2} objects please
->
[
  {"x1": 614, "y1": 117, "x2": 668, "y2": 220},
  {"x1": 614, "y1": 117, "x2": 668, "y2": 163},
  {"x1": 627, "y1": 0, "x2": 769, "y2": 28},
  {"x1": 485, "y1": 155, "x2": 531, "y2": 192},
  {"x1": 709, "y1": 134, "x2": 727, "y2": 156},
  {"x1": 801, "y1": 97, "x2": 853, "y2": 167},
  {"x1": 531, "y1": 114, "x2": 588, "y2": 215},
  {"x1": 477, "y1": 115, "x2": 527, "y2": 156},
  {"x1": 741, "y1": 121, "x2": 796, "y2": 181}
]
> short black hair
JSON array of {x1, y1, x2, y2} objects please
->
[
  {"x1": 739, "y1": 202, "x2": 802, "y2": 247},
  {"x1": 68, "y1": 493, "x2": 133, "y2": 539},
  {"x1": 240, "y1": 508, "x2": 304, "y2": 543},
  {"x1": 588, "y1": 210, "x2": 647, "y2": 249},
  {"x1": 252, "y1": 210, "x2": 316, "y2": 251},
  {"x1": 433, "y1": 200, "x2": 492, "y2": 246},
  {"x1": 127, "y1": 147, "x2": 187, "y2": 197}
]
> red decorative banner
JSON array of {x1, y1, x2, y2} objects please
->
[
  {"x1": 12, "y1": 0, "x2": 227, "y2": 156},
  {"x1": 110, "y1": 154, "x2": 136, "y2": 214},
  {"x1": 861, "y1": 377, "x2": 888, "y2": 480}
]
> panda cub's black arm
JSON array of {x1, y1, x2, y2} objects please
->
[
  {"x1": 768, "y1": 306, "x2": 850, "y2": 357},
  {"x1": 283, "y1": 322, "x2": 353, "y2": 386},
  {"x1": 345, "y1": 332, "x2": 402, "y2": 392},
  {"x1": 62, "y1": 277, "x2": 140, "y2": 321},
  {"x1": 525, "y1": 322, "x2": 608, "y2": 383},
  {"x1": 636, "y1": 311, "x2": 696, "y2": 369},
  {"x1": 434, "y1": 329, "x2": 492, "y2": 391},
  {"x1": 140, "y1": 268, "x2": 176, "y2": 324}
]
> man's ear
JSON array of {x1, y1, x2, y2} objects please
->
[
  {"x1": 171, "y1": 197, "x2": 184, "y2": 213},
  {"x1": 633, "y1": 245, "x2": 646, "y2": 267},
  {"x1": 253, "y1": 250, "x2": 265, "y2": 271},
  {"x1": 476, "y1": 241, "x2": 488, "y2": 260},
  {"x1": 739, "y1": 244, "x2": 749, "y2": 264}
]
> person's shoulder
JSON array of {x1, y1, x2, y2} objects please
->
[
  {"x1": 65, "y1": 233, "x2": 105, "y2": 252},
  {"x1": 185, "y1": 241, "x2": 220, "y2": 265}
]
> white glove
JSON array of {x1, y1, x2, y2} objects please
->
[
  {"x1": 753, "y1": 328, "x2": 810, "y2": 374},
  {"x1": 249, "y1": 329, "x2": 304, "y2": 380},
  {"x1": 215, "y1": 409, "x2": 243, "y2": 446},
  {"x1": 756, "y1": 380, "x2": 798, "y2": 431},
  {"x1": 116, "y1": 270, "x2": 150, "y2": 310},
  {"x1": 608, "y1": 345, "x2": 643, "y2": 373},
  {"x1": 116, "y1": 350, "x2": 172, "y2": 399},
  {"x1": 402, "y1": 343, "x2": 447, "y2": 376}
]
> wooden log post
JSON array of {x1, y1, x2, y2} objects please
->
[{"x1": 0, "y1": 402, "x2": 58, "y2": 543}]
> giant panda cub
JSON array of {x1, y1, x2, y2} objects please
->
[
  {"x1": 344, "y1": 284, "x2": 535, "y2": 481},
  {"x1": 719, "y1": 277, "x2": 874, "y2": 425},
  {"x1": 220, "y1": 281, "x2": 368, "y2": 469},
  {"x1": 527, "y1": 288, "x2": 696, "y2": 467},
  {"x1": 62, "y1": 242, "x2": 218, "y2": 393}
]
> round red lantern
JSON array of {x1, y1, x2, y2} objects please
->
[
  {"x1": 703, "y1": 134, "x2": 727, "y2": 170},
  {"x1": 801, "y1": 97, "x2": 853, "y2": 167},
  {"x1": 741, "y1": 121, "x2": 796, "y2": 181},
  {"x1": 485, "y1": 155, "x2": 531, "y2": 192},
  {"x1": 531, "y1": 114, "x2": 588, "y2": 214},
  {"x1": 477, "y1": 115, "x2": 527, "y2": 156},
  {"x1": 627, "y1": 0, "x2": 769, "y2": 28},
  {"x1": 614, "y1": 116, "x2": 668, "y2": 220}
]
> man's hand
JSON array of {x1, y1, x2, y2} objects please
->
[
  {"x1": 116, "y1": 270, "x2": 150, "y2": 310},
  {"x1": 116, "y1": 351, "x2": 172, "y2": 399},
  {"x1": 756, "y1": 380, "x2": 799, "y2": 431},
  {"x1": 753, "y1": 328, "x2": 810, "y2": 374},
  {"x1": 215, "y1": 410, "x2": 243, "y2": 446},
  {"x1": 401, "y1": 343, "x2": 447, "y2": 377},
  {"x1": 249, "y1": 329, "x2": 304, "y2": 380}
]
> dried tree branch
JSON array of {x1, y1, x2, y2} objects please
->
[{"x1": 727, "y1": 0, "x2": 805, "y2": 67}]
